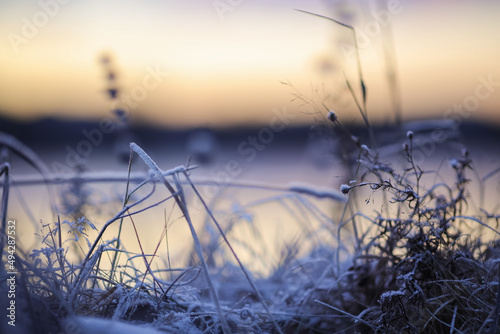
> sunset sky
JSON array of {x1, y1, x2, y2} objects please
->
[{"x1": 1, "y1": 0, "x2": 499, "y2": 128}]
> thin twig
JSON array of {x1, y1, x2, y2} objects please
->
[{"x1": 182, "y1": 171, "x2": 285, "y2": 334}]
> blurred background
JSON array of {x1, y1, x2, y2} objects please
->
[
  {"x1": 2, "y1": 0, "x2": 500, "y2": 275},
  {"x1": 1, "y1": 0, "x2": 500, "y2": 127}
]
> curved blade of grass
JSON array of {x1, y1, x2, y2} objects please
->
[
  {"x1": 294, "y1": 10, "x2": 377, "y2": 148},
  {"x1": 294, "y1": 10, "x2": 365, "y2": 107},
  {"x1": 449, "y1": 216, "x2": 500, "y2": 236},
  {"x1": 0, "y1": 132, "x2": 57, "y2": 212},
  {"x1": 129, "y1": 142, "x2": 231, "y2": 334}
]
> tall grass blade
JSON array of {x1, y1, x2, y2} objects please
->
[{"x1": 129, "y1": 142, "x2": 231, "y2": 334}]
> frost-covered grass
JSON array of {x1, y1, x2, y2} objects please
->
[
  {"x1": 2, "y1": 13, "x2": 500, "y2": 334},
  {"x1": 1, "y1": 119, "x2": 500, "y2": 333}
]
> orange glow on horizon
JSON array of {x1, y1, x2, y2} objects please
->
[{"x1": 0, "y1": 0, "x2": 499, "y2": 127}]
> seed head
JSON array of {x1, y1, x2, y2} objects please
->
[
  {"x1": 327, "y1": 110, "x2": 337, "y2": 123},
  {"x1": 340, "y1": 184, "x2": 351, "y2": 195},
  {"x1": 406, "y1": 131, "x2": 414, "y2": 140},
  {"x1": 107, "y1": 88, "x2": 118, "y2": 99}
]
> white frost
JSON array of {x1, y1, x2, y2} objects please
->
[
  {"x1": 64, "y1": 316, "x2": 164, "y2": 334},
  {"x1": 288, "y1": 182, "x2": 346, "y2": 201}
]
